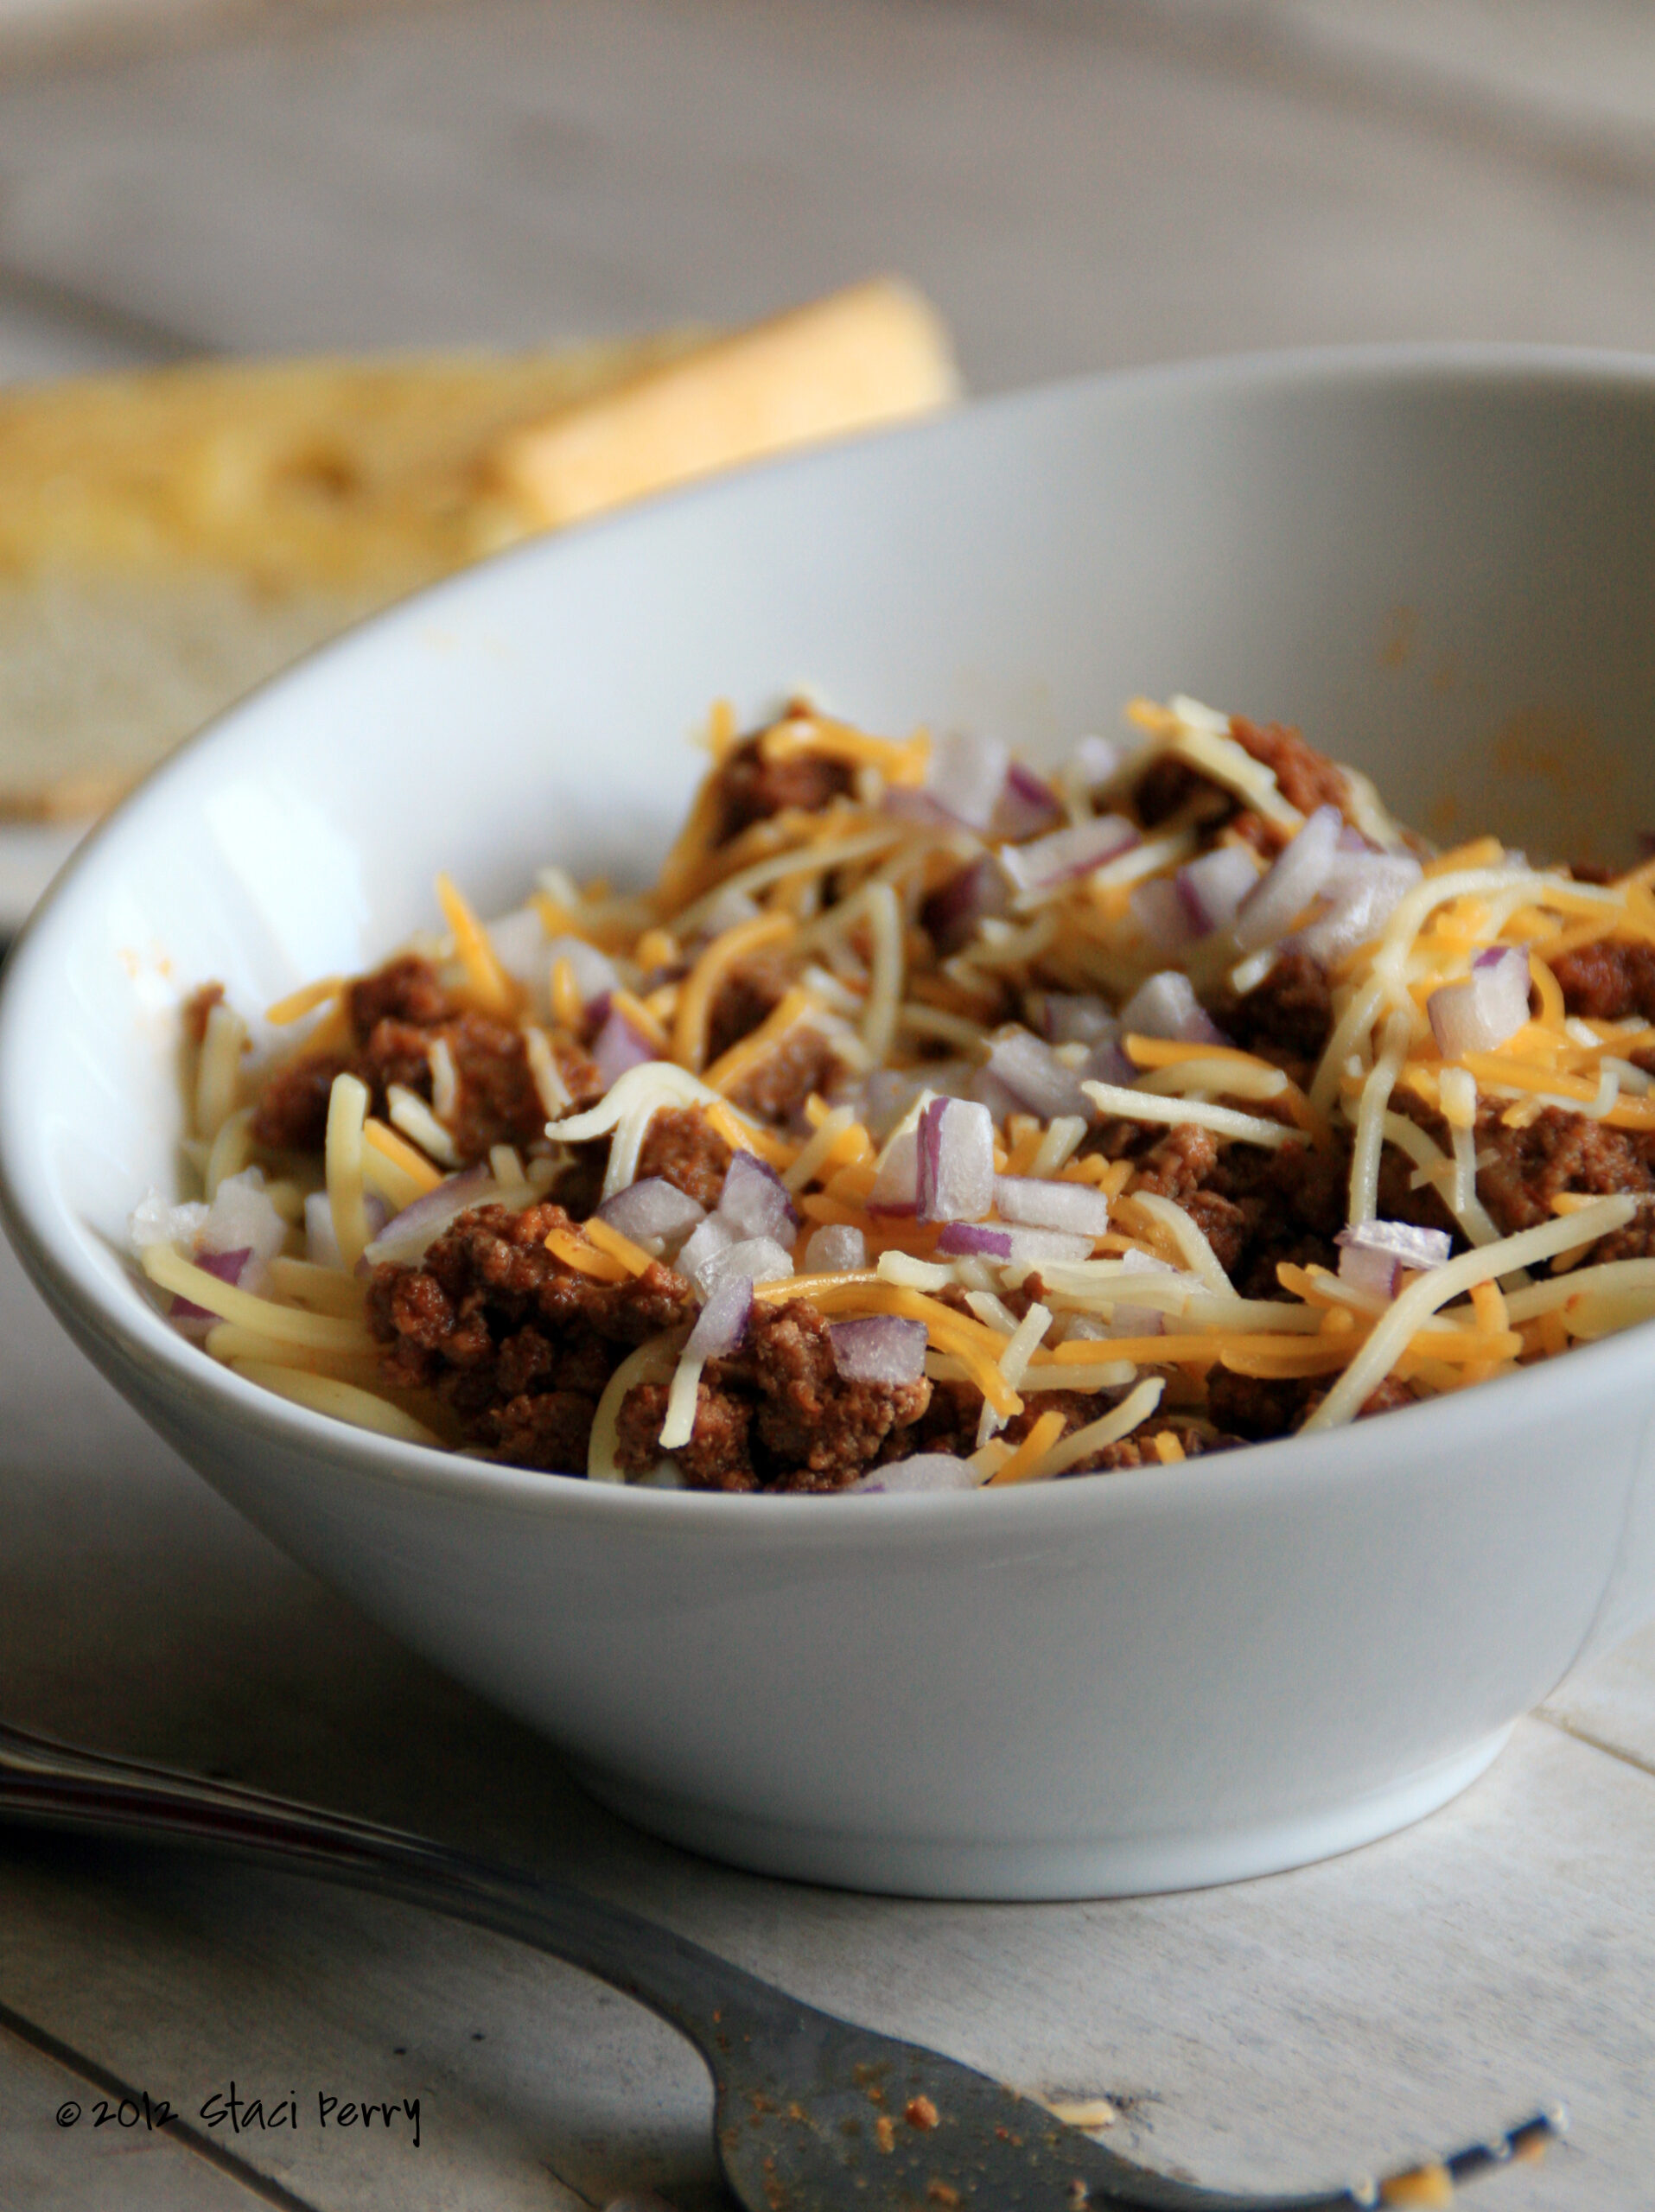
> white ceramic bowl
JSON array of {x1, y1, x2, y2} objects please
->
[{"x1": 5, "y1": 346, "x2": 1655, "y2": 1901}]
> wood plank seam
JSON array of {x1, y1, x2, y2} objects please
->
[
  {"x1": 1533, "y1": 1707, "x2": 1655, "y2": 1784},
  {"x1": 0, "y1": 1993, "x2": 328, "y2": 2211}
]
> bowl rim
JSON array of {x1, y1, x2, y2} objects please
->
[{"x1": 6, "y1": 334, "x2": 1655, "y2": 1534}]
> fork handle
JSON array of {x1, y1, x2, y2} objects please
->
[{"x1": 0, "y1": 1720, "x2": 807, "y2": 2062}]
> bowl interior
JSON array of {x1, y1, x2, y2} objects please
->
[{"x1": 10, "y1": 346, "x2": 1655, "y2": 1335}]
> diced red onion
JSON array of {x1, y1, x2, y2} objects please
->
[
  {"x1": 695, "y1": 1235, "x2": 794, "y2": 1297},
  {"x1": 1335, "y1": 1241, "x2": 1400, "y2": 1300},
  {"x1": 969, "y1": 1065, "x2": 1029, "y2": 1125},
  {"x1": 984, "y1": 1027, "x2": 1093, "y2": 1121},
  {"x1": 868, "y1": 1127, "x2": 920, "y2": 1215},
  {"x1": 1232, "y1": 804, "x2": 1344, "y2": 950},
  {"x1": 591, "y1": 1007, "x2": 658, "y2": 1089},
  {"x1": 936, "y1": 1222, "x2": 1013, "y2": 1259},
  {"x1": 1118, "y1": 971, "x2": 1228, "y2": 1046},
  {"x1": 1175, "y1": 844, "x2": 1261, "y2": 935},
  {"x1": 1002, "y1": 1226, "x2": 1097, "y2": 1265},
  {"x1": 485, "y1": 906, "x2": 551, "y2": 995},
  {"x1": 545, "y1": 933, "x2": 619, "y2": 1006},
  {"x1": 1428, "y1": 948, "x2": 1531, "y2": 1058},
  {"x1": 203, "y1": 1176, "x2": 284, "y2": 1255},
  {"x1": 805, "y1": 1223, "x2": 867, "y2": 1272},
  {"x1": 676, "y1": 1212, "x2": 735, "y2": 1286},
  {"x1": 917, "y1": 1096, "x2": 996, "y2": 1224},
  {"x1": 716, "y1": 1149, "x2": 800, "y2": 1243},
  {"x1": 129, "y1": 1191, "x2": 208, "y2": 1255},
  {"x1": 992, "y1": 1175, "x2": 1111, "y2": 1236},
  {"x1": 1100, "y1": 1249, "x2": 1174, "y2": 1334},
  {"x1": 830, "y1": 1314, "x2": 928, "y2": 1385},
  {"x1": 1069, "y1": 733, "x2": 1124, "y2": 789},
  {"x1": 1041, "y1": 993, "x2": 1118, "y2": 1047},
  {"x1": 924, "y1": 730, "x2": 1009, "y2": 830},
  {"x1": 998, "y1": 815, "x2": 1139, "y2": 895},
  {"x1": 1335, "y1": 1218, "x2": 1452, "y2": 1303},
  {"x1": 191, "y1": 1246, "x2": 251, "y2": 1284},
  {"x1": 858, "y1": 1069, "x2": 931, "y2": 1143},
  {"x1": 1294, "y1": 852, "x2": 1423, "y2": 965},
  {"x1": 1107, "y1": 1305, "x2": 1166, "y2": 1338},
  {"x1": 1081, "y1": 1034, "x2": 1137, "y2": 1090},
  {"x1": 850, "y1": 1452, "x2": 980, "y2": 1494},
  {"x1": 364, "y1": 1164, "x2": 493, "y2": 1267},
  {"x1": 1130, "y1": 875, "x2": 1198, "y2": 957},
  {"x1": 920, "y1": 856, "x2": 1009, "y2": 955},
  {"x1": 882, "y1": 785, "x2": 954, "y2": 829},
  {"x1": 992, "y1": 763, "x2": 1064, "y2": 842},
  {"x1": 936, "y1": 1221, "x2": 1094, "y2": 1265},
  {"x1": 598, "y1": 1177, "x2": 706, "y2": 1256},
  {"x1": 691, "y1": 885, "x2": 762, "y2": 940},
  {"x1": 169, "y1": 1244, "x2": 253, "y2": 1333},
  {"x1": 686, "y1": 1270, "x2": 754, "y2": 1359},
  {"x1": 305, "y1": 1190, "x2": 343, "y2": 1269}
]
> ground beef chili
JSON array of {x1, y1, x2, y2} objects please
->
[
  {"x1": 1133, "y1": 717, "x2": 1356, "y2": 857},
  {"x1": 1550, "y1": 938, "x2": 1655, "y2": 1026},
  {"x1": 251, "y1": 952, "x2": 602, "y2": 1160},
  {"x1": 615, "y1": 1300, "x2": 933, "y2": 1492},
  {"x1": 635, "y1": 1107, "x2": 732, "y2": 1208},
  {"x1": 709, "y1": 728, "x2": 855, "y2": 846},
  {"x1": 159, "y1": 691, "x2": 1655, "y2": 1491},
  {"x1": 368, "y1": 1202, "x2": 695, "y2": 1470},
  {"x1": 703, "y1": 948, "x2": 839, "y2": 1121},
  {"x1": 1209, "y1": 947, "x2": 1336, "y2": 1071}
]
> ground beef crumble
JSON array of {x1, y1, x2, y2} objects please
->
[
  {"x1": 366, "y1": 1201, "x2": 695, "y2": 1471},
  {"x1": 1550, "y1": 938, "x2": 1655, "y2": 1026},
  {"x1": 1229, "y1": 716, "x2": 1353, "y2": 823},
  {"x1": 710, "y1": 730, "x2": 855, "y2": 846},
  {"x1": 615, "y1": 1299, "x2": 932, "y2": 1492},
  {"x1": 250, "y1": 952, "x2": 602, "y2": 1160},
  {"x1": 1210, "y1": 948, "x2": 1336, "y2": 1072},
  {"x1": 635, "y1": 1107, "x2": 732, "y2": 1208},
  {"x1": 703, "y1": 948, "x2": 841, "y2": 1121},
  {"x1": 1132, "y1": 716, "x2": 1356, "y2": 855},
  {"x1": 1470, "y1": 1101, "x2": 1655, "y2": 1261}
]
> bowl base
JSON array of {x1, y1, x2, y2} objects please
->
[{"x1": 570, "y1": 1726, "x2": 1512, "y2": 1899}]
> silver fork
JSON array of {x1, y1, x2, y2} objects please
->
[{"x1": 0, "y1": 1721, "x2": 1561, "y2": 2211}]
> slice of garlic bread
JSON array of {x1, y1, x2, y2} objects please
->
[{"x1": 0, "y1": 278, "x2": 958, "y2": 819}]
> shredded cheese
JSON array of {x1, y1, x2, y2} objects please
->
[
  {"x1": 659, "y1": 1351, "x2": 706, "y2": 1449},
  {"x1": 325, "y1": 1071, "x2": 374, "y2": 1268},
  {"x1": 672, "y1": 909, "x2": 795, "y2": 1070},
  {"x1": 435, "y1": 872, "x2": 517, "y2": 1016},
  {"x1": 1081, "y1": 1080, "x2": 1296, "y2": 1148},
  {"x1": 1302, "y1": 1196, "x2": 1636, "y2": 1430},
  {"x1": 141, "y1": 1243, "x2": 371, "y2": 1349},
  {"x1": 264, "y1": 976, "x2": 345, "y2": 1027}
]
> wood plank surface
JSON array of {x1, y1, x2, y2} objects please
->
[{"x1": 0, "y1": 0, "x2": 1653, "y2": 391}]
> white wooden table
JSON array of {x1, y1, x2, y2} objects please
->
[{"x1": 3, "y1": 3, "x2": 1655, "y2": 2206}]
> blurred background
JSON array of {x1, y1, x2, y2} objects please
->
[{"x1": 3, "y1": 0, "x2": 1655, "y2": 391}]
